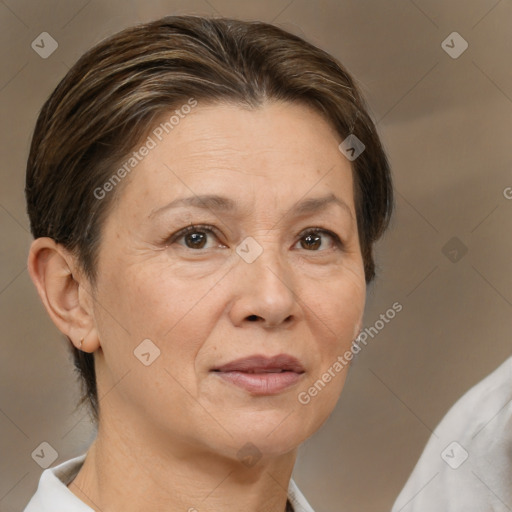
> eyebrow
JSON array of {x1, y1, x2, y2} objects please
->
[{"x1": 149, "y1": 192, "x2": 353, "y2": 220}]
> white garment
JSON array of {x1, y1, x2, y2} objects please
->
[
  {"x1": 23, "y1": 452, "x2": 316, "y2": 512},
  {"x1": 392, "y1": 356, "x2": 512, "y2": 512}
]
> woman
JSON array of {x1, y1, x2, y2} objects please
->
[{"x1": 24, "y1": 15, "x2": 393, "y2": 512}]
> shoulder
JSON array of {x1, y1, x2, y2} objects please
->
[
  {"x1": 431, "y1": 356, "x2": 512, "y2": 449},
  {"x1": 392, "y1": 356, "x2": 512, "y2": 512}
]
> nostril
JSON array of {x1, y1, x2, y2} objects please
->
[{"x1": 247, "y1": 315, "x2": 259, "y2": 322}]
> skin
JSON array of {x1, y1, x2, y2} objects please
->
[{"x1": 28, "y1": 100, "x2": 366, "y2": 512}]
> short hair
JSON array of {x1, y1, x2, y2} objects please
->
[{"x1": 25, "y1": 15, "x2": 394, "y2": 423}]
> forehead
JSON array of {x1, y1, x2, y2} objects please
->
[{"x1": 113, "y1": 100, "x2": 355, "y2": 220}]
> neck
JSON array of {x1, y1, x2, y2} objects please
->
[{"x1": 68, "y1": 415, "x2": 298, "y2": 512}]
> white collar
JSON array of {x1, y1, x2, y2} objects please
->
[{"x1": 24, "y1": 453, "x2": 316, "y2": 512}]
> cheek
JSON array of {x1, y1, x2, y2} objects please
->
[
  {"x1": 335, "y1": 278, "x2": 365, "y2": 341},
  {"x1": 309, "y1": 264, "x2": 366, "y2": 343},
  {"x1": 93, "y1": 262, "x2": 222, "y2": 418},
  {"x1": 296, "y1": 266, "x2": 365, "y2": 410},
  {"x1": 120, "y1": 263, "x2": 207, "y2": 332},
  {"x1": 111, "y1": 263, "x2": 224, "y2": 377}
]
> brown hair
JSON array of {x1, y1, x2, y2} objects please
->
[{"x1": 25, "y1": 15, "x2": 394, "y2": 423}]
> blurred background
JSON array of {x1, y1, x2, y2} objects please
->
[{"x1": 1, "y1": 1, "x2": 511, "y2": 511}]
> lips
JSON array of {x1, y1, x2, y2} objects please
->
[
  {"x1": 213, "y1": 354, "x2": 305, "y2": 373},
  {"x1": 211, "y1": 354, "x2": 305, "y2": 395}
]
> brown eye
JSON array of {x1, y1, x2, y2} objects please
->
[
  {"x1": 184, "y1": 231, "x2": 208, "y2": 249},
  {"x1": 166, "y1": 224, "x2": 222, "y2": 250},
  {"x1": 297, "y1": 228, "x2": 342, "y2": 251},
  {"x1": 301, "y1": 232, "x2": 322, "y2": 250}
]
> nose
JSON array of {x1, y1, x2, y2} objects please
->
[{"x1": 228, "y1": 242, "x2": 299, "y2": 329}]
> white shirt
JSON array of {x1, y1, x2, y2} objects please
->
[
  {"x1": 392, "y1": 355, "x2": 512, "y2": 512},
  {"x1": 23, "y1": 452, "x2": 316, "y2": 512}
]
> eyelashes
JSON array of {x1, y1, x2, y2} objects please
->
[
  {"x1": 162, "y1": 223, "x2": 345, "y2": 252},
  {"x1": 167, "y1": 224, "x2": 225, "y2": 250}
]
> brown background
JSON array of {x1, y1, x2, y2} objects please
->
[{"x1": 1, "y1": 1, "x2": 511, "y2": 511}]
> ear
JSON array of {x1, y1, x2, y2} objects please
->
[{"x1": 27, "y1": 237, "x2": 101, "y2": 353}]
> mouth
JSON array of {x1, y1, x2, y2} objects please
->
[{"x1": 211, "y1": 354, "x2": 305, "y2": 395}]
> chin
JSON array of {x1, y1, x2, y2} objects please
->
[{"x1": 221, "y1": 409, "x2": 321, "y2": 459}]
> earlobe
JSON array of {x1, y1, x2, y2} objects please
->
[{"x1": 27, "y1": 237, "x2": 100, "y2": 353}]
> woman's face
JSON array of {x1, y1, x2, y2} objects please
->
[{"x1": 89, "y1": 100, "x2": 366, "y2": 461}]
